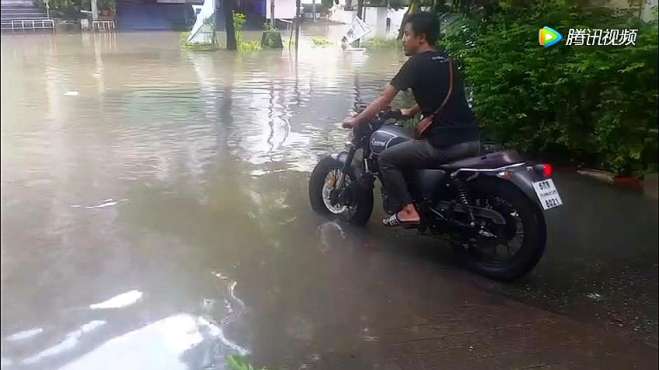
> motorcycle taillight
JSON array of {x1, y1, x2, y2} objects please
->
[{"x1": 534, "y1": 164, "x2": 553, "y2": 178}]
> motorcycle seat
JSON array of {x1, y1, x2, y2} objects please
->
[{"x1": 440, "y1": 150, "x2": 524, "y2": 170}]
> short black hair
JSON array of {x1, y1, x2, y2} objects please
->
[{"x1": 405, "y1": 12, "x2": 439, "y2": 45}]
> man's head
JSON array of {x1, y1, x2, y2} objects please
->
[{"x1": 402, "y1": 12, "x2": 439, "y2": 56}]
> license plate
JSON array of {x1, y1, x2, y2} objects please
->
[{"x1": 532, "y1": 179, "x2": 563, "y2": 210}]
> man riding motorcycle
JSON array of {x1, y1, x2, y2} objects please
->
[{"x1": 342, "y1": 12, "x2": 480, "y2": 228}]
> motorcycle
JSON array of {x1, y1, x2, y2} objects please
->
[{"x1": 308, "y1": 108, "x2": 563, "y2": 280}]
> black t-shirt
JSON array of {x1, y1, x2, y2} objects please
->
[{"x1": 390, "y1": 50, "x2": 479, "y2": 148}]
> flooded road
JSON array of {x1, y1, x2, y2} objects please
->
[{"x1": 2, "y1": 29, "x2": 657, "y2": 369}]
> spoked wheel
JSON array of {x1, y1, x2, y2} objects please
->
[
  {"x1": 321, "y1": 168, "x2": 351, "y2": 215},
  {"x1": 455, "y1": 178, "x2": 547, "y2": 281},
  {"x1": 467, "y1": 197, "x2": 525, "y2": 263},
  {"x1": 309, "y1": 157, "x2": 373, "y2": 226}
]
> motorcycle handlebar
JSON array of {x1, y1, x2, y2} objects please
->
[{"x1": 339, "y1": 109, "x2": 405, "y2": 133}]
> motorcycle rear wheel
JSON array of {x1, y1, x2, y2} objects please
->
[{"x1": 454, "y1": 177, "x2": 547, "y2": 281}]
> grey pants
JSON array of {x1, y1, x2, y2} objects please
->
[{"x1": 378, "y1": 140, "x2": 480, "y2": 208}]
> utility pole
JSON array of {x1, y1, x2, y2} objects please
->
[
  {"x1": 355, "y1": 0, "x2": 363, "y2": 47},
  {"x1": 312, "y1": 0, "x2": 316, "y2": 22},
  {"x1": 356, "y1": 0, "x2": 364, "y2": 21},
  {"x1": 294, "y1": 0, "x2": 301, "y2": 53},
  {"x1": 386, "y1": 0, "x2": 391, "y2": 34},
  {"x1": 91, "y1": 0, "x2": 98, "y2": 20},
  {"x1": 270, "y1": 0, "x2": 275, "y2": 28}
]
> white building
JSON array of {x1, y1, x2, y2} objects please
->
[
  {"x1": 329, "y1": 0, "x2": 407, "y2": 39},
  {"x1": 266, "y1": 0, "x2": 298, "y2": 19}
]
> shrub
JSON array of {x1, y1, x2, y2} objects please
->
[
  {"x1": 235, "y1": 12, "x2": 262, "y2": 53},
  {"x1": 441, "y1": 2, "x2": 658, "y2": 175}
]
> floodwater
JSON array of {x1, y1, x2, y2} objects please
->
[{"x1": 1, "y1": 28, "x2": 657, "y2": 370}]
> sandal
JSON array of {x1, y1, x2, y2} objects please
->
[{"x1": 382, "y1": 213, "x2": 421, "y2": 228}]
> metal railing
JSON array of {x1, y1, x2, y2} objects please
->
[
  {"x1": 2, "y1": 19, "x2": 55, "y2": 31},
  {"x1": 91, "y1": 20, "x2": 115, "y2": 32}
]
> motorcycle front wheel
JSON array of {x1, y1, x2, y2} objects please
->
[{"x1": 309, "y1": 157, "x2": 373, "y2": 226}]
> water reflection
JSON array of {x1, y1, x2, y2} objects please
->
[
  {"x1": 318, "y1": 221, "x2": 347, "y2": 254},
  {"x1": 89, "y1": 290, "x2": 143, "y2": 310},
  {"x1": 23, "y1": 321, "x2": 106, "y2": 365},
  {"x1": 58, "y1": 314, "x2": 223, "y2": 370},
  {"x1": 5, "y1": 329, "x2": 44, "y2": 343},
  {"x1": 1, "y1": 29, "x2": 407, "y2": 369}
]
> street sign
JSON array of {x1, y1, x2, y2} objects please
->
[{"x1": 342, "y1": 15, "x2": 371, "y2": 45}]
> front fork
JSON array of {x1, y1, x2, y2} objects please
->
[
  {"x1": 335, "y1": 143, "x2": 357, "y2": 189},
  {"x1": 329, "y1": 143, "x2": 358, "y2": 206}
]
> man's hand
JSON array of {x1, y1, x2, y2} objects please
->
[
  {"x1": 400, "y1": 104, "x2": 420, "y2": 119},
  {"x1": 400, "y1": 108, "x2": 413, "y2": 118},
  {"x1": 342, "y1": 117, "x2": 357, "y2": 129},
  {"x1": 342, "y1": 84, "x2": 400, "y2": 129}
]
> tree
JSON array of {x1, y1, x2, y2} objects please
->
[
  {"x1": 223, "y1": 0, "x2": 237, "y2": 50},
  {"x1": 396, "y1": 0, "x2": 420, "y2": 39},
  {"x1": 396, "y1": 0, "x2": 499, "y2": 39},
  {"x1": 366, "y1": 0, "x2": 409, "y2": 9}
]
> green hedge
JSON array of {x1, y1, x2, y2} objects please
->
[{"x1": 441, "y1": 2, "x2": 658, "y2": 175}]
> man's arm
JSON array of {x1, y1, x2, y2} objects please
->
[{"x1": 343, "y1": 84, "x2": 399, "y2": 128}]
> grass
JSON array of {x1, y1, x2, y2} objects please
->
[
  {"x1": 362, "y1": 37, "x2": 401, "y2": 50},
  {"x1": 179, "y1": 31, "x2": 261, "y2": 53},
  {"x1": 311, "y1": 36, "x2": 332, "y2": 47},
  {"x1": 235, "y1": 12, "x2": 261, "y2": 53},
  {"x1": 227, "y1": 355, "x2": 269, "y2": 370},
  {"x1": 238, "y1": 39, "x2": 262, "y2": 53}
]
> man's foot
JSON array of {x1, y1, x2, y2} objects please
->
[
  {"x1": 382, "y1": 213, "x2": 421, "y2": 227},
  {"x1": 399, "y1": 203, "x2": 421, "y2": 222},
  {"x1": 382, "y1": 204, "x2": 421, "y2": 227}
]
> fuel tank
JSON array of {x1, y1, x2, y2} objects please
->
[{"x1": 369, "y1": 125, "x2": 412, "y2": 155}]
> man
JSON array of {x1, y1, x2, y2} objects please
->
[{"x1": 342, "y1": 12, "x2": 480, "y2": 227}]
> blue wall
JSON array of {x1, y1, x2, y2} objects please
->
[
  {"x1": 116, "y1": 0, "x2": 266, "y2": 31},
  {"x1": 116, "y1": 0, "x2": 195, "y2": 30}
]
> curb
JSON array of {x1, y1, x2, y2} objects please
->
[
  {"x1": 576, "y1": 169, "x2": 616, "y2": 184},
  {"x1": 574, "y1": 168, "x2": 657, "y2": 198}
]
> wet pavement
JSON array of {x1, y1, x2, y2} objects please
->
[{"x1": 1, "y1": 29, "x2": 657, "y2": 369}]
